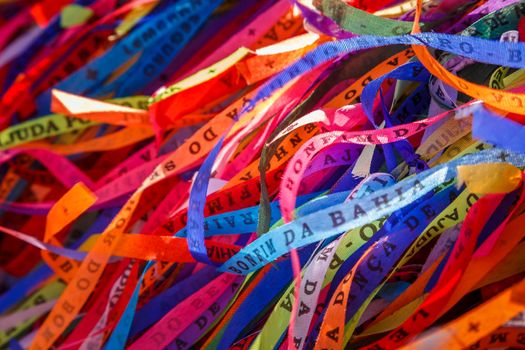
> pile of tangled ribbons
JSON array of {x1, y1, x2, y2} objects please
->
[{"x1": 5, "y1": 0, "x2": 525, "y2": 348}]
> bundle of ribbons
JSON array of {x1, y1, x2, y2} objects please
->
[{"x1": 4, "y1": 0, "x2": 525, "y2": 349}]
